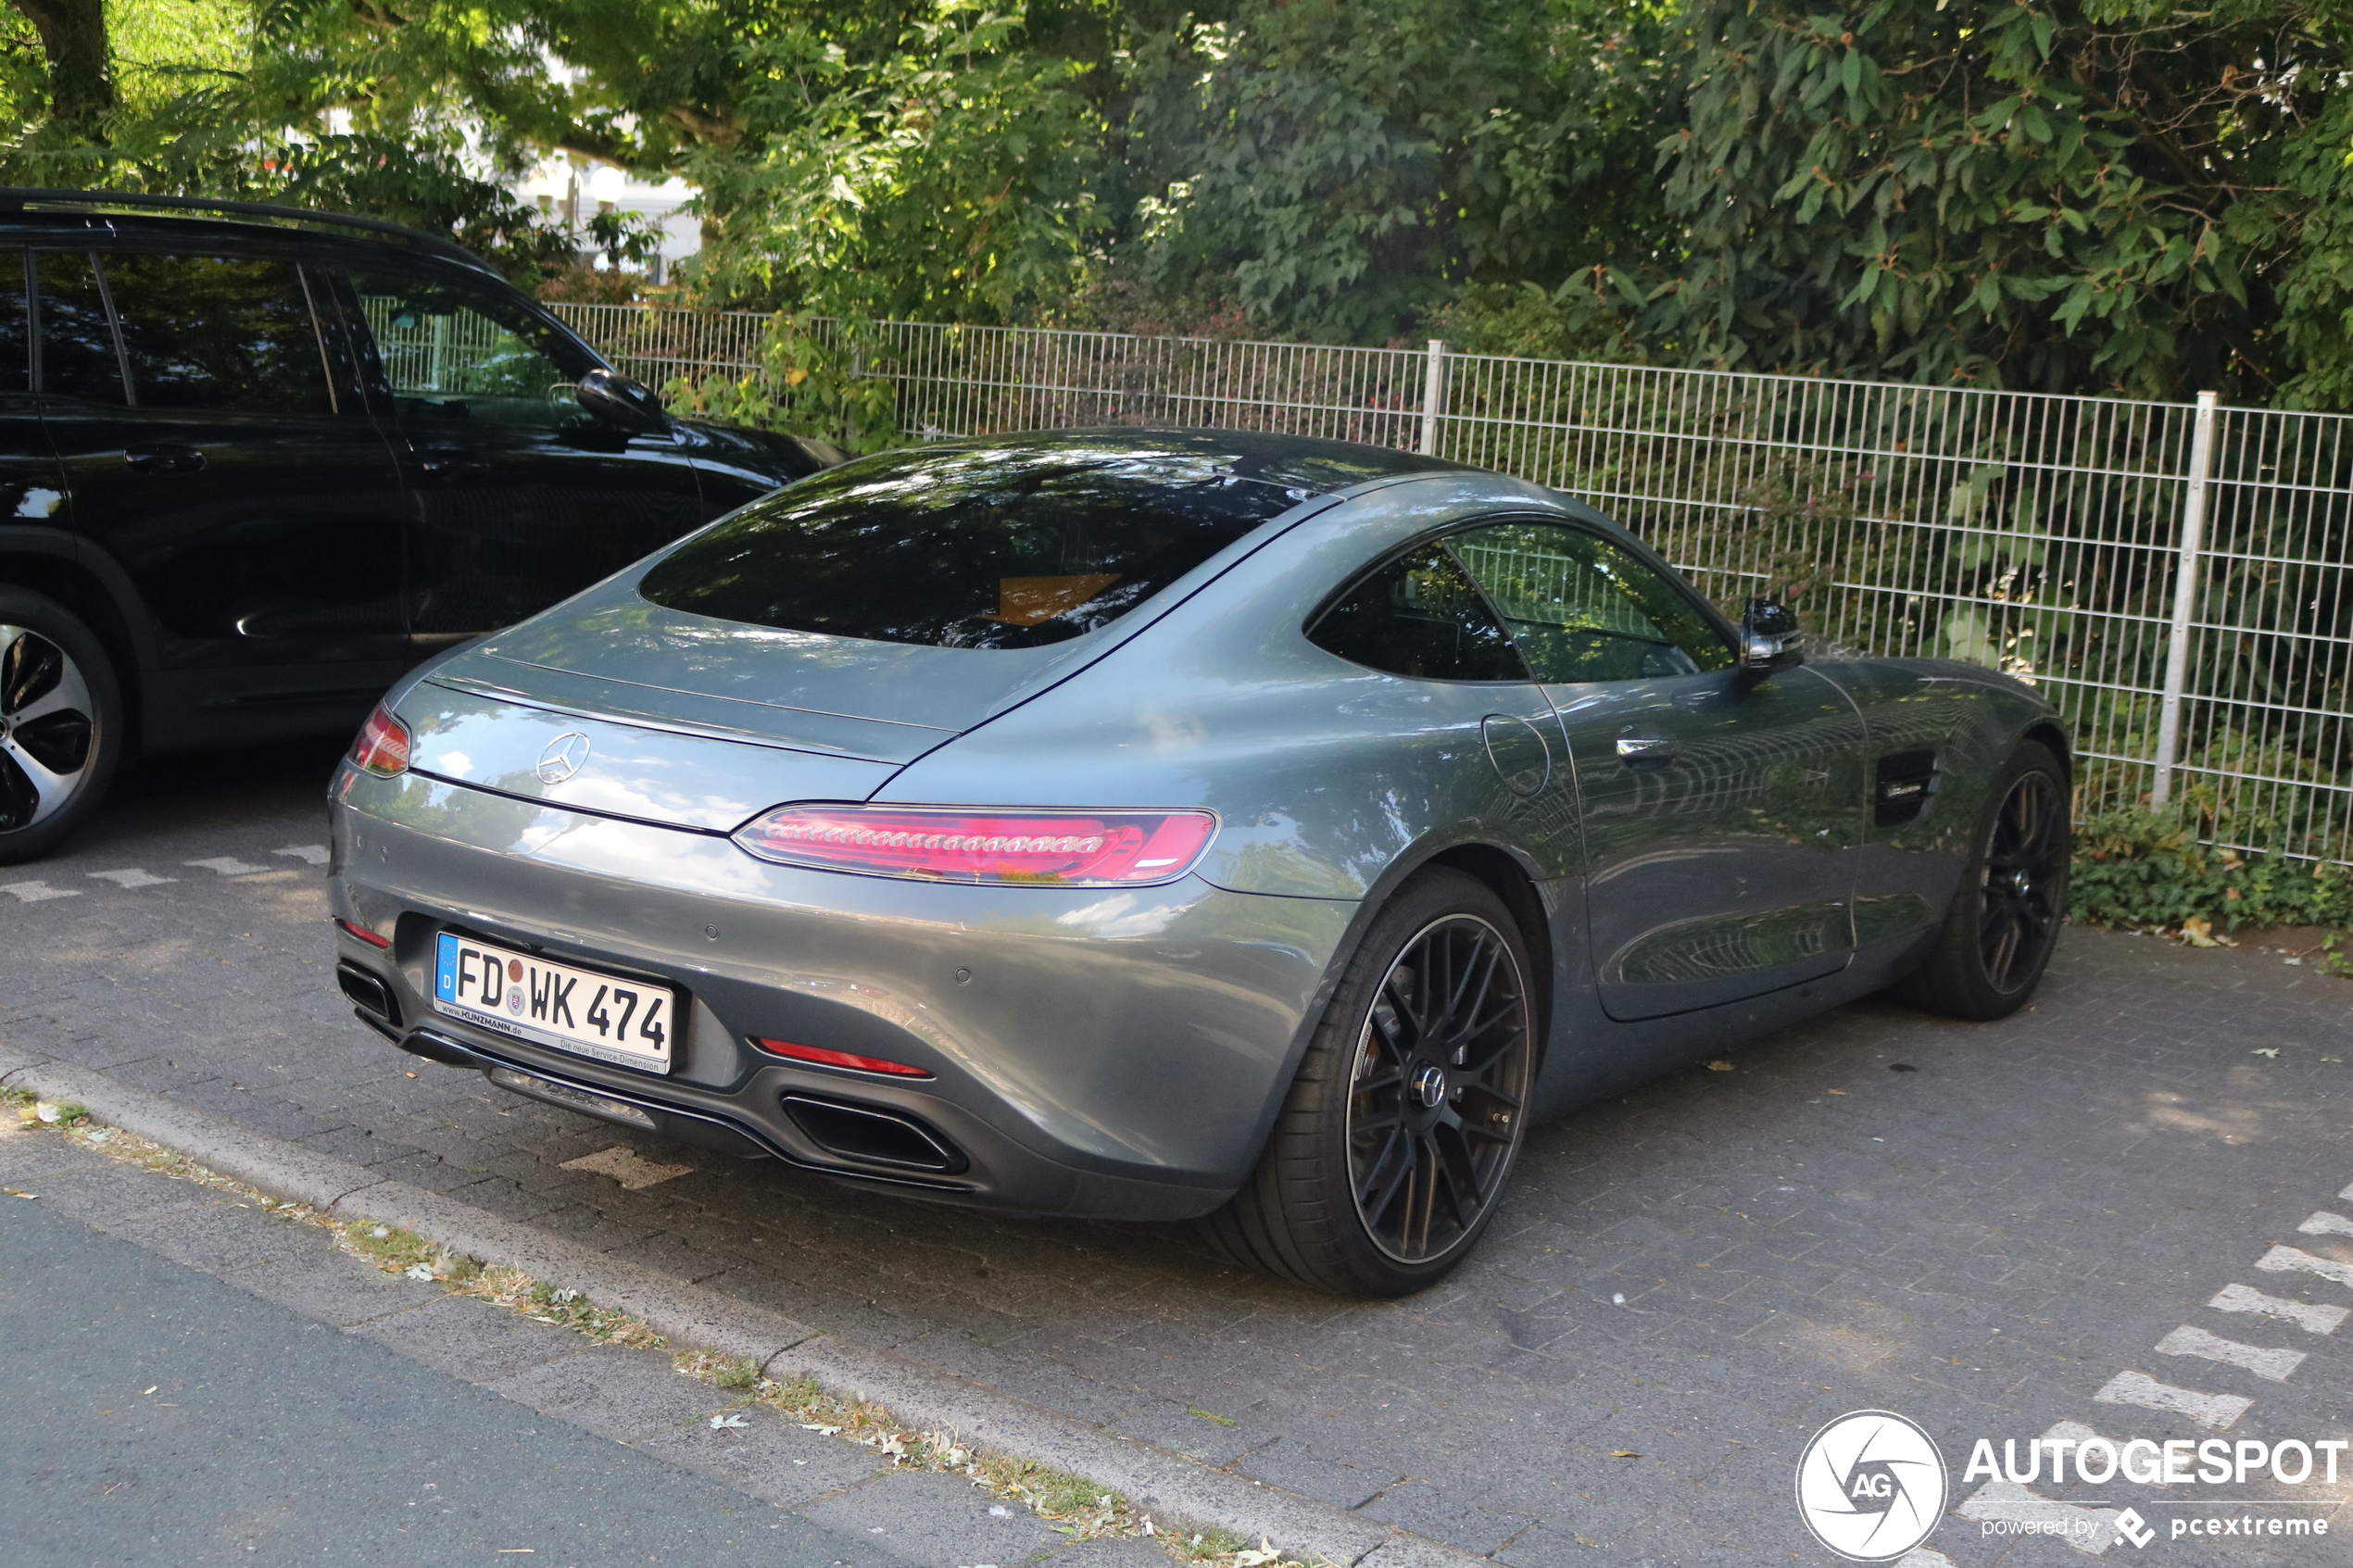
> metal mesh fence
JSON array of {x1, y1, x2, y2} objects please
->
[{"x1": 548, "y1": 303, "x2": 2353, "y2": 861}]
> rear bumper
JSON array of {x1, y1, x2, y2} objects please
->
[{"x1": 326, "y1": 765, "x2": 1357, "y2": 1220}]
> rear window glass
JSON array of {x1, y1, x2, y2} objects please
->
[{"x1": 638, "y1": 441, "x2": 1311, "y2": 649}]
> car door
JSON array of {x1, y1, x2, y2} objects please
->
[
  {"x1": 1447, "y1": 518, "x2": 1869, "y2": 1020},
  {"x1": 337, "y1": 265, "x2": 707, "y2": 655},
  {"x1": 0, "y1": 248, "x2": 62, "y2": 526},
  {"x1": 33, "y1": 245, "x2": 410, "y2": 747}
]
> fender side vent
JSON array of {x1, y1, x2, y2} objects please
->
[
  {"x1": 1874, "y1": 749, "x2": 1940, "y2": 828},
  {"x1": 781, "y1": 1095, "x2": 968, "y2": 1174}
]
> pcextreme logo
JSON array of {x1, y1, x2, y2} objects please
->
[{"x1": 1794, "y1": 1411, "x2": 1951, "y2": 1562}]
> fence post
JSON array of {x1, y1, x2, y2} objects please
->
[
  {"x1": 1418, "y1": 339, "x2": 1447, "y2": 456},
  {"x1": 2151, "y1": 389, "x2": 2221, "y2": 808}
]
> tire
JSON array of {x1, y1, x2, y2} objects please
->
[
  {"x1": 1202, "y1": 867, "x2": 1538, "y2": 1297},
  {"x1": 0, "y1": 588, "x2": 123, "y2": 866},
  {"x1": 1893, "y1": 738, "x2": 2070, "y2": 1021}
]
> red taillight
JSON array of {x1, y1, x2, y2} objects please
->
[
  {"x1": 753, "y1": 1038, "x2": 932, "y2": 1077},
  {"x1": 335, "y1": 917, "x2": 391, "y2": 949},
  {"x1": 350, "y1": 704, "x2": 410, "y2": 777},
  {"x1": 731, "y1": 806, "x2": 1217, "y2": 886}
]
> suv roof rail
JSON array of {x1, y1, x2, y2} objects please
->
[{"x1": 0, "y1": 186, "x2": 492, "y2": 267}]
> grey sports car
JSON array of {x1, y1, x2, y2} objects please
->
[{"x1": 326, "y1": 429, "x2": 2070, "y2": 1297}]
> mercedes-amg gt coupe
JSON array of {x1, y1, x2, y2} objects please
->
[{"x1": 326, "y1": 429, "x2": 2070, "y2": 1297}]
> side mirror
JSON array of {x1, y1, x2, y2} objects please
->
[
  {"x1": 1738, "y1": 596, "x2": 1805, "y2": 678},
  {"x1": 575, "y1": 368, "x2": 670, "y2": 435}
]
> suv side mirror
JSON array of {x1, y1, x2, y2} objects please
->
[
  {"x1": 576, "y1": 368, "x2": 670, "y2": 435},
  {"x1": 1738, "y1": 596, "x2": 1805, "y2": 678}
]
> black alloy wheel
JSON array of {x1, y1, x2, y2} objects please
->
[
  {"x1": 1979, "y1": 766, "x2": 2067, "y2": 994},
  {"x1": 0, "y1": 589, "x2": 122, "y2": 865},
  {"x1": 1202, "y1": 867, "x2": 1538, "y2": 1297},
  {"x1": 1347, "y1": 913, "x2": 1533, "y2": 1264},
  {"x1": 1894, "y1": 738, "x2": 2070, "y2": 1021}
]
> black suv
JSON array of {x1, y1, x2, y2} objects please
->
[{"x1": 0, "y1": 189, "x2": 835, "y2": 863}]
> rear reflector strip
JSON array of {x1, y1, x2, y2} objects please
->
[
  {"x1": 335, "y1": 917, "x2": 391, "y2": 949},
  {"x1": 752, "y1": 1037, "x2": 932, "y2": 1078}
]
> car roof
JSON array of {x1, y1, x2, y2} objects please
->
[
  {"x1": 914, "y1": 426, "x2": 1478, "y2": 496},
  {"x1": 0, "y1": 187, "x2": 499, "y2": 277}
]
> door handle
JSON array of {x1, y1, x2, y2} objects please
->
[
  {"x1": 1616, "y1": 733, "x2": 1678, "y2": 767},
  {"x1": 419, "y1": 458, "x2": 491, "y2": 481},
  {"x1": 124, "y1": 445, "x2": 206, "y2": 477}
]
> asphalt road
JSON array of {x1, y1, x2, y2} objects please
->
[{"x1": 6, "y1": 737, "x2": 2353, "y2": 1565}]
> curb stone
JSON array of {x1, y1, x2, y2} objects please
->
[{"x1": 0, "y1": 1042, "x2": 1476, "y2": 1568}]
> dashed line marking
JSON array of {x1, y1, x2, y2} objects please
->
[
  {"x1": 1956, "y1": 1424, "x2": 2124, "y2": 1558},
  {"x1": 558, "y1": 1146, "x2": 695, "y2": 1190},
  {"x1": 2208, "y1": 1282, "x2": 2348, "y2": 1336},
  {"x1": 2255, "y1": 1244, "x2": 2353, "y2": 1290},
  {"x1": 273, "y1": 845, "x2": 329, "y2": 866},
  {"x1": 182, "y1": 857, "x2": 270, "y2": 877},
  {"x1": 2092, "y1": 1369, "x2": 2253, "y2": 1430},
  {"x1": 2295, "y1": 1210, "x2": 2353, "y2": 1238},
  {"x1": 86, "y1": 869, "x2": 176, "y2": 889},
  {"x1": 2152, "y1": 1323, "x2": 2305, "y2": 1382},
  {"x1": 0, "y1": 880, "x2": 80, "y2": 902}
]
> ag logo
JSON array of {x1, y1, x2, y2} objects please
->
[{"x1": 1794, "y1": 1410, "x2": 1948, "y2": 1562}]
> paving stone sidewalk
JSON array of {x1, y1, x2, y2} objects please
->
[{"x1": 6, "y1": 743, "x2": 2353, "y2": 1564}]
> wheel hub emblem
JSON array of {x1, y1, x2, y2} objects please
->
[
  {"x1": 1409, "y1": 1061, "x2": 1448, "y2": 1110},
  {"x1": 536, "y1": 732, "x2": 592, "y2": 784}
]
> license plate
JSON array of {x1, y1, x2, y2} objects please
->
[{"x1": 433, "y1": 933, "x2": 674, "y2": 1073}]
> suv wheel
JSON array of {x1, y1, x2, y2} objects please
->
[
  {"x1": 1202, "y1": 868, "x2": 1537, "y2": 1297},
  {"x1": 0, "y1": 589, "x2": 122, "y2": 865}
]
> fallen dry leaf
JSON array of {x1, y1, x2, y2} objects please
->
[
  {"x1": 1609, "y1": 1450, "x2": 1642, "y2": 1458},
  {"x1": 1826, "y1": 1088, "x2": 1848, "y2": 1096},
  {"x1": 1705, "y1": 1060, "x2": 1733, "y2": 1072}
]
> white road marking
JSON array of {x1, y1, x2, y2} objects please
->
[
  {"x1": 2296, "y1": 1210, "x2": 2353, "y2": 1237},
  {"x1": 558, "y1": 1146, "x2": 695, "y2": 1191},
  {"x1": 1957, "y1": 1483, "x2": 2120, "y2": 1558},
  {"x1": 2208, "y1": 1282, "x2": 2349, "y2": 1336},
  {"x1": 2153, "y1": 1323, "x2": 2305, "y2": 1382},
  {"x1": 272, "y1": 845, "x2": 329, "y2": 866},
  {"x1": 0, "y1": 880, "x2": 79, "y2": 902},
  {"x1": 1955, "y1": 1421, "x2": 2133, "y2": 1558},
  {"x1": 2255, "y1": 1244, "x2": 2353, "y2": 1290},
  {"x1": 182, "y1": 857, "x2": 270, "y2": 877},
  {"x1": 2092, "y1": 1369, "x2": 2253, "y2": 1429},
  {"x1": 86, "y1": 869, "x2": 175, "y2": 889}
]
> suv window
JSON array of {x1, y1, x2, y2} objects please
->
[
  {"x1": 104, "y1": 253, "x2": 333, "y2": 414},
  {"x1": 1451, "y1": 520, "x2": 1732, "y2": 682},
  {"x1": 348, "y1": 269, "x2": 592, "y2": 429},
  {"x1": 639, "y1": 441, "x2": 1304, "y2": 649},
  {"x1": 33, "y1": 251, "x2": 333, "y2": 414},
  {"x1": 1308, "y1": 539, "x2": 1531, "y2": 682},
  {"x1": 35, "y1": 252, "x2": 126, "y2": 404}
]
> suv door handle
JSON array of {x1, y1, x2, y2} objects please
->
[
  {"x1": 1616, "y1": 733, "x2": 1678, "y2": 767},
  {"x1": 124, "y1": 445, "x2": 206, "y2": 477}
]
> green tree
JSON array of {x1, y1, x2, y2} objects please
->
[{"x1": 1637, "y1": 0, "x2": 2329, "y2": 398}]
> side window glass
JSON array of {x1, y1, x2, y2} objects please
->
[
  {"x1": 35, "y1": 251, "x2": 126, "y2": 405},
  {"x1": 99, "y1": 253, "x2": 333, "y2": 414},
  {"x1": 1308, "y1": 539, "x2": 1530, "y2": 682},
  {"x1": 1452, "y1": 520, "x2": 1733, "y2": 682},
  {"x1": 0, "y1": 250, "x2": 26, "y2": 394},
  {"x1": 348, "y1": 270, "x2": 591, "y2": 430}
]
